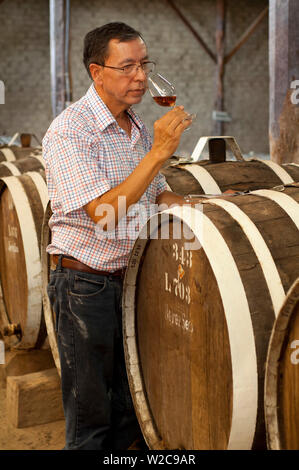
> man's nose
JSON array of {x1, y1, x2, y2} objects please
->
[{"x1": 134, "y1": 65, "x2": 147, "y2": 80}]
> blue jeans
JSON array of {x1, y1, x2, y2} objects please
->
[{"x1": 47, "y1": 256, "x2": 143, "y2": 450}]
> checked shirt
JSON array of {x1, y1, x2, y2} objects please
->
[{"x1": 42, "y1": 83, "x2": 167, "y2": 271}]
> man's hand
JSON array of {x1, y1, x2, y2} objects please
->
[
  {"x1": 156, "y1": 190, "x2": 186, "y2": 208},
  {"x1": 151, "y1": 106, "x2": 192, "y2": 162}
]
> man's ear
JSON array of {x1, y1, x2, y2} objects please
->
[{"x1": 89, "y1": 63, "x2": 103, "y2": 84}]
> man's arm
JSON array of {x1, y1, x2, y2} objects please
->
[{"x1": 84, "y1": 106, "x2": 191, "y2": 230}]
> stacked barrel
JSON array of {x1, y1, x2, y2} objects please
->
[
  {"x1": 0, "y1": 143, "x2": 48, "y2": 349},
  {"x1": 12, "y1": 135, "x2": 297, "y2": 449},
  {"x1": 161, "y1": 141, "x2": 299, "y2": 195},
  {"x1": 123, "y1": 184, "x2": 299, "y2": 450},
  {"x1": 122, "y1": 138, "x2": 299, "y2": 450}
]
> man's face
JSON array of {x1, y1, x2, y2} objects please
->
[{"x1": 94, "y1": 37, "x2": 148, "y2": 109}]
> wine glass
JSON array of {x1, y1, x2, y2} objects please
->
[
  {"x1": 147, "y1": 72, "x2": 196, "y2": 125},
  {"x1": 147, "y1": 72, "x2": 177, "y2": 108}
]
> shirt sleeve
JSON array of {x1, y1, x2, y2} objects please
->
[{"x1": 43, "y1": 129, "x2": 111, "y2": 214}]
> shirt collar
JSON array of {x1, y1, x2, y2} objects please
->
[
  {"x1": 126, "y1": 107, "x2": 144, "y2": 131},
  {"x1": 85, "y1": 83, "x2": 145, "y2": 132},
  {"x1": 85, "y1": 84, "x2": 115, "y2": 131}
]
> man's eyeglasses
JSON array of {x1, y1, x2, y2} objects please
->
[{"x1": 93, "y1": 61, "x2": 156, "y2": 76}]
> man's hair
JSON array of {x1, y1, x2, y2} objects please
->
[{"x1": 83, "y1": 22, "x2": 144, "y2": 79}]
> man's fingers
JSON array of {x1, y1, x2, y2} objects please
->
[
  {"x1": 157, "y1": 105, "x2": 185, "y2": 125},
  {"x1": 167, "y1": 109, "x2": 191, "y2": 133},
  {"x1": 153, "y1": 105, "x2": 192, "y2": 150}
]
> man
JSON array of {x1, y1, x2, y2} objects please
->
[{"x1": 43, "y1": 22, "x2": 192, "y2": 450}]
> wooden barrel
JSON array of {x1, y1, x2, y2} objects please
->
[
  {"x1": 265, "y1": 278, "x2": 299, "y2": 449},
  {"x1": 41, "y1": 201, "x2": 61, "y2": 373},
  {"x1": 0, "y1": 155, "x2": 45, "y2": 178},
  {"x1": 0, "y1": 146, "x2": 42, "y2": 162},
  {"x1": 0, "y1": 172, "x2": 49, "y2": 349},
  {"x1": 123, "y1": 185, "x2": 299, "y2": 450},
  {"x1": 162, "y1": 158, "x2": 299, "y2": 195}
]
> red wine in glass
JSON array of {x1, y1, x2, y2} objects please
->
[
  {"x1": 148, "y1": 73, "x2": 176, "y2": 107},
  {"x1": 148, "y1": 72, "x2": 196, "y2": 126},
  {"x1": 153, "y1": 95, "x2": 177, "y2": 107}
]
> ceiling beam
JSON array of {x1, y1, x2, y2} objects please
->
[
  {"x1": 224, "y1": 6, "x2": 268, "y2": 64},
  {"x1": 166, "y1": 0, "x2": 217, "y2": 63}
]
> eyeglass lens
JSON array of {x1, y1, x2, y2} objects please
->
[{"x1": 124, "y1": 62, "x2": 155, "y2": 75}]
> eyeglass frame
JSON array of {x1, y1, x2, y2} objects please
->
[{"x1": 91, "y1": 61, "x2": 156, "y2": 76}]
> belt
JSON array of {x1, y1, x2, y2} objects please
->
[{"x1": 51, "y1": 255, "x2": 126, "y2": 279}]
